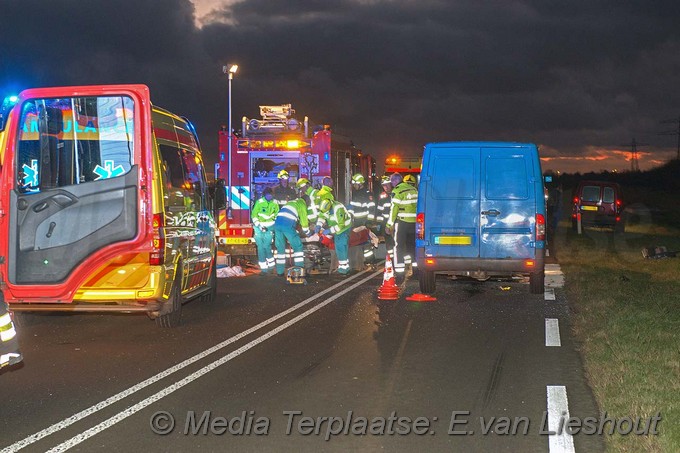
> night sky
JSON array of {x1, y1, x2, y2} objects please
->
[{"x1": 2, "y1": 0, "x2": 680, "y2": 173}]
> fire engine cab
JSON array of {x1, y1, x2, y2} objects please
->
[{"x1": 216, "y1": 104, "x2": 375, "y2": 258}]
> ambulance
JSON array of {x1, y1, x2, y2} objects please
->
[{"x1": 0, "y1": 85, "x2": 220, "y2": 327}]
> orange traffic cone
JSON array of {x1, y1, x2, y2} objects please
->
[{"x1": 377, "y1": 253, "x2": 400, "y2": 300}]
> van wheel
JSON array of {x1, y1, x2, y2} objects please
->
[
  {"x1": 419, "y1": 270, "x2": 436, "y2": 294},
  {"x1": 529, "y1": 270, "x2": 545, "y2": 294},
  {"x1": 155, "y1": 278, "x2": 183, "y2": 328}
]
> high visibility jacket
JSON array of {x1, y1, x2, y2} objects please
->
[
  {"x1": 376, "y1": 190, "x2": 392, "y2": 225},
  {"x1": 304, "y1": 187, "x2": 319, "y2": 223},
  {"x1": 387, "y1": 182, "x2": 418, "y2": 227},
  {"x1": 272, "y1": 183, "x2": 297, "y2": 206},
  {"x1": 348, "y1": 187, "x2": 376, "y2": 224},
  {"x1": 324, "y1": 201, "x2": 352, "y2": 235},
  {"x1": 275, "y1": 198, "x2": 310, "y2": 234},
  {"x1": 251, "y1": 197, "x2": 279, "y2": 229}
]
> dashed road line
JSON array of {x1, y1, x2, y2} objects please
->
[
  {"x1": 546, "y1": 386, "x2": 576, "y2": 453},
  {"x1": 545, "y1": 318, "x2": 561, "y2": 347}
]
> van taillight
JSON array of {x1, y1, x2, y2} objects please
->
[
  {"x1": 416, "y1": 212, "x2": 425, "y2": 240},
  {"x1": 573, "y1": 196, "x2": 579, "y2": 204},
  {"x1": 150, "y1": 213, "x2": 165, "y2": 265},
  {"x1": 536, "y1": 213, "x2": 546, "y2": 241}
]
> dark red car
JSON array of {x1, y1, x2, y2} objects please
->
[{"x1": 572, "y1": 181, "x2": 624, "y2": 232}]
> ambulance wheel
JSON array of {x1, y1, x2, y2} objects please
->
[
  {"x1": 419, "y1": 270, "x2": 435, "y2": 294},
  {"x1": 156, "y1": 277, "x2": 183, "y2": 328},
  {"x1": 530, "y1": 270, "x2": 545, "y2": 294}
]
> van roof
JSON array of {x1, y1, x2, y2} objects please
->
[{"x1": 425, "y1": 141, "x2": 537, "y2": 148}]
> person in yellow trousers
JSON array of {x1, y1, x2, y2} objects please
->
[
  {"x1": 1, "y1": 297, "x2": 22, "y2": 370},
  {"x1": 251, "y1": 187, "x2": 279, "y2": 274},
  {"x1": 318, "y1": 198, "x2": 353, "y2": 275},
  {"x1": 385, "y1": 173, "x2": 418, "y2": 284}
]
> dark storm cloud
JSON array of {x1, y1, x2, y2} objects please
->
[{"x1": 2, "y1": 0, "x2": 680, "y2": 170}]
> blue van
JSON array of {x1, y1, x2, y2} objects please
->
[{"x1": 415, "y1": 142, "x2": 546, "y2": 294}]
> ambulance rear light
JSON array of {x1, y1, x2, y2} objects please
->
[
  {"x1": 150, "y1": 213, "x2": 165, "y2": 265},
  {"x1": 416, "y1": 212, "x2": 425, "y2": 240},
  {"x1": 536, "y1": 213, "x2": 546, "y2": 241}
]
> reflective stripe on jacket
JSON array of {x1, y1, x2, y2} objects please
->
[{"x1": 251, "y1": 197, "x2": 280, "y2": 228}]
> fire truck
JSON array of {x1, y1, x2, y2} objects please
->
[
  {"x1": 384, "y1": 155, "x2": 422, "y2": 178},
  {"x1": 216, "y1": 104, "x2": 375, "y2": 257}
]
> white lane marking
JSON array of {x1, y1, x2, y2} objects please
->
[
  {"x1": 546, "y1": 386, "x2": 576, "y2": 453},
  {"x1": 1, "y1": 269, "x2": 376, "y2": 453},
  {"x1": 545, "y1": 318, "x2": 561, "y2": 347},
  {"x1": 544, "y1": 288, "x2": 556, "y2": 300},
  {"x1": 45, "y1": 271, "x2": 382, "y2": 453}
]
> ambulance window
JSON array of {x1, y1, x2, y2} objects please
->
[
  {"x1": 16, "y1": 96, "x2": 134, "y2": 193},
  {"x1": 181, "y1": 150, "x2": 207, "y2": 211},
  {"x1": 159, "y1": 144, "x2": 190, "y2": 211}
]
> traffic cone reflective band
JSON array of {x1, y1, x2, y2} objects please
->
[
  {"x1": 377, "y1": 253, "x2": 400, "y2": 300},
  {"x1": 405, "y1": 293, "x2": 437, "y2": 302}
]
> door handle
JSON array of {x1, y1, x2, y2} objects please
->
[{"x1": 481, "y1": 209, "x2": 500, "y2": 216}]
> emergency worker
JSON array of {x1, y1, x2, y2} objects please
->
[
  {"x1": 319, "y1": 198, "x2": 353, "y2": 275},
  {"x1": 348, "y1": 173, "x2": 377, "y2": 264},
  {"x1": 251, "y1": 187, "x2": 279, "y2": 274},
  {"x1": 385, "y1": 172, "x2": 418, "y2": 282},
  {"x1": 376, "y1": 175, "x2": 395, "y2": 249},
  {"x1": 348, "y1": 173, "x2": 375, "y2": 226},
  {"x1": 1, "y1": 298, "x2": 22, "y2": 370},
  {"x1": 272, "y1": 170, "x2": 296, "y2": 206},
  {"x1": 312, "y1": 186, "x2": 334, "y2": 234},
  {"x1": 273, "y1": 197, "x2": 310, "y2": 276},
  {"x1": 296, "y1": 178, "x2": 319, "y2": 225}
]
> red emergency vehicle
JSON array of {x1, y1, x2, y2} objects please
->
[
  {"x1": 384, "y1": 155, "x2": 422, "y2": 178},
  {"x1": 216, "y1": 104, "x2": 375, "y2": 257}
]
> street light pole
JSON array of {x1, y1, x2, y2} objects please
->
[{"x1": 223, "y1": 64, "x2": 238, "y2": 219}]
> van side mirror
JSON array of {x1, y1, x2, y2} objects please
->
[{"x1": 214, "y1": 178, "x2": 227, "y2": 210}]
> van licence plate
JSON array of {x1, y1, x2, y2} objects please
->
[
  {"x1": 581, "y1": 205, "x2": 598, "y2": 211},
  {"x1": 436, "y1": 236, "x2": 472, "y2": 245},
  {"x1": 226, "y1": 238, "x2": 251, "y2": 245}
]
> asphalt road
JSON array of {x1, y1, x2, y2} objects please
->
[{"x1": 0, "y1": 266, "x2": 604, "y2": 453}]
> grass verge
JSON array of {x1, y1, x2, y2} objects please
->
[{"x1": 555, "y1": 219, "x2": 680, "y2": 452}]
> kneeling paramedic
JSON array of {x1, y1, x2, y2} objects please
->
[
  {"x1": 273, "y1": 197, "x2": 311, "y2": 276},
  {"x1": 319, "y1": 198, "x2": 352, "y2": 275},
  {"x1": 251, "y1": 188, "x2": 279, "y2": 274}
]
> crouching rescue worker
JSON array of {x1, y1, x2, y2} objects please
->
[
  {"x1": 273, "y1": 197, "x2": 310, "y2": 276},
  {"x1": 386, "y1": 173, "x2": 418, "y2": 283},
  {"x1": 318, "y1": 198, "x2": 353, "y2": 275},
  {"x1": 295, "y1": 178, "x2": 319, "y2": 225},
  {"x1": 251, "y1": 187, "x2": 279, "y2": 274},
  {"x1": 1, "y1": 297, "x2": 22, "y2": 370}
]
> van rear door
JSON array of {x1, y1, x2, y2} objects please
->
[
  {"x1": 479, "y1": 146, "x2": 536, "y2": 259},
  {"x1": 423, "y1": 145, "x2": 480, "y2": 258},
  {"x1": 2, "y1": 85, "x2": 151, "y2": 298}
]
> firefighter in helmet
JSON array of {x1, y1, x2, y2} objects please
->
[
  {"x1": 385, "y1": 172, "x2": 418, "y2": 283},
  {"x1": 376, "y1": 175, "x2": 395, "y2": 249},
  {"x1": 251, "y1": 187, "x2": 279, "y2": 274},
  {"x1": 272, "y1": 170, "x2": 297, "y2": 206},
  {"x1": 348, "y1": 173, "x2": 377, "y2": 265},
  {"x1": 318, "y1": 198, "x2": 353, "y2": 275}
]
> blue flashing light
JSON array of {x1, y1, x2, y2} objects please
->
[
  {"x1": 8, "y1": 95, "x2": 18, "y2": 103},
  {"x1": 324, "y1": 152, "x2": 329, "y2": 161}
]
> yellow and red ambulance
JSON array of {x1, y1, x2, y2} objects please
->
[{"x1": 0, "y1": 85, "x2": 220, "y2": 327}]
